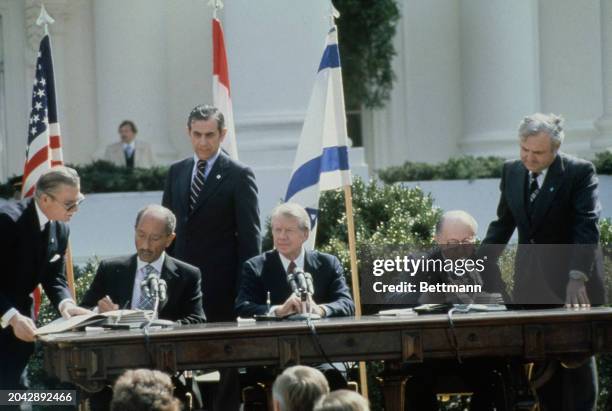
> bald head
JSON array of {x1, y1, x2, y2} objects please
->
[{"x1": 435, "y1": 210, "x2": 477, "y2": 245}]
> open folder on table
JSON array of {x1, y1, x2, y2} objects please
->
[{"x1": 35, "y1": 309, "x2": 153, "y2": 335}]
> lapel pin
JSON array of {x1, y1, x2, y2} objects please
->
[
  {"x1": 549, "y1": 187, "x2": 554, "y2": 192},
  {"x1": 216, "y1": 174, "x2": 221, "y2": 179}
]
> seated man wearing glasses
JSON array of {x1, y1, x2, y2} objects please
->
[
  {"x1": 417, "y1": 210, "x2": 486, "y2": 305},
  {"x1": 0, "y1": 167, "x2": 90, "y2": 390}
]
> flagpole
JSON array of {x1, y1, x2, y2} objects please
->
[
  {"x1": 36, "y1": 3, "x2": 76, "y2": 299},
  {"x1": 326, "y1": 1, "x2": 369, "y2": 399}
]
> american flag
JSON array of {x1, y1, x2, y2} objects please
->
[
  {"x1": 23, "y1": 33, "x2": 64, "y2": 317},
  {"x1": 22, "y1": 34, "x2": 64, "y2": 198}
]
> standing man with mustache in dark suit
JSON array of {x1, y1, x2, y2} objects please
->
[{"x1": 162, "y1": 105, "x2": 261, "y2": 411}]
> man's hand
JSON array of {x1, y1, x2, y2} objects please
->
[
  {"x1": 61, "y1": 301, "x2": 93, "y2": 319},
  {"x1": 565, "y1": 279, "x2": 590, "y2": 308},
  {"x1": 9, "y1": 313, "x2": 37, "y2": 342},
  {"x1": 97, "y1": 296, "x2": 119, "y2": 314},
  {"x1": 307, "y1": 296, "x2": 326, "y2": 317},
  {"x1": 275, "y1": 294, "x2": 302, "y2": 317}
]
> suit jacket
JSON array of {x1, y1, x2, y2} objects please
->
[
  {"x1": 235, "y1": 249, "x2": 355, "y2": 318},
  {"x1": 80, "y1": 254, "x2": 206, "y2": 324},
  {"x1": 162, "y1": 151, "x2": 261, "y2": 321},
  {"x1": 481, "y1": 153, "x2": 604, "y2": 304},
  {"x1": 0, "y1": 199, "x2": 72, "y2": 320},
  {"x1": 104, "y1": 140, "x2": 154, "y2": 168}
]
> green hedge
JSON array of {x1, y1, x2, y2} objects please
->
[
  {"x1": 0, "y1": 161, "x2": 169, "y2": 198},
  {"x1": 378, "y1": 151, "x2": 612, "y2": 184}
]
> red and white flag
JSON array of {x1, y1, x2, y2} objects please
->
[{"x1": 212, "y1": 17, "x2": 238, "y2": 160}]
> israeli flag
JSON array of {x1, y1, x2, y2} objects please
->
[{"x1": 284, "y1": 26, "x2": 352, "y2": 249}]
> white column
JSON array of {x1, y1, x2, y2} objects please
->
[
  {"x1": 221, "y1": 0, "x2": 330, "y2": 167},
  {"x1": 459, "y1": 0, "x2": 540, "y2": 158},
  {"x1": 594, "y1": 0, "x2": 612, "y2": 151},
  {"x1": 93, "y1": 0, "x2": 175, "y2": 163}
]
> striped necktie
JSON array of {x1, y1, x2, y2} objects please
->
[{"x1": 190, "y1": 160, "x2": 207, "y2": 212}]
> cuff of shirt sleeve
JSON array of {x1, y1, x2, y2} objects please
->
[
  {"x1": 58, "y1": 298, "x2": 76, "y2": 316},
  {"x1": 1, "y1": 308, "x2": 18, "y2": 328},
  {"x1": 569, "y1": 270, "x2": 589, "y2": 282},
  {"x1": 320, "y1": 304, "x2": 330, "y2": 318},
  {"x1": 268, "y1": 306, "x2": 280, "y2": 316}
]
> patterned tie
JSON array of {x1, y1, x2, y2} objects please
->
[
  {"x1": 190, "y1": 160, "x2": 207, "y2": 212},
  {"x1": 529, "y1": 172, "x2": 540, "y2": 203},
  {"x1": 137, "y1": 265, "x2": 158, "y2": 310}
]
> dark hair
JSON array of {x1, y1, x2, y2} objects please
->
[
  {"x1": 111, "y1": 369, "x2": 180, "y2": 411},
  {"x1": 118, "y1": 120, "x2": 138, "y2": 134},
  {"x1": 187, "y1": 104, "x2": 225, "y2": 132}
]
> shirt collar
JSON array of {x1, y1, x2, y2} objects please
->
[
  {"x1": 123, "y1": 141, "x2": 135, "y2": 150},
  {"x1": 137, "y1": 252, "x2": 165, "y2": 274},
  {"x1": 192, "y1": 149, "x2": 221, "y2": 169},
  {"x1": 531, "y1": 168, "x2": 548, "y2": 187},
  {"x1": 278, "y1": 247, "x2": 306, "y2": 273},
  {"x1": 34, "y1": 200, "x2": 49, "y2": 231}
]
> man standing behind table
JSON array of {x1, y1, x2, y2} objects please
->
[
  {"x1": 481, "y1": 113, "x2": 605, "y2": 411},
  {"x1": 162, "y1": 104, "x2": 261, "y2": 411},
  {"x1": 0, "y1": 167, "x2": 90, "y2": 389}
]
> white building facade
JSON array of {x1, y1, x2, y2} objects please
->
[{"x1": 0, "y1": 0, "x2": 611, "y2": 179}]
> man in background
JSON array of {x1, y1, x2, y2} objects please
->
[{"x1": 104, "y1": 120, "x2": 154, "y2": 168}]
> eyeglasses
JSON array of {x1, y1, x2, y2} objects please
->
[
  {"x1": 46, "y1": 192, "x2": 85, "y2": 212},
  {"x1": 444, "y1": 237, "x2": 476, "y2": 246}
]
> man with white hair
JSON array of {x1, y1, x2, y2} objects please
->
[
  {"x1": 482, "y1": 113, "x2": 603, "y2": 410},
  {"x1": 236, "y1": 202, "x2": 354, "y2": 318}
]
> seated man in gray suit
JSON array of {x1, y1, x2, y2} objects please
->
[
  {"x1": 81, "y1": 204, "x2": 205, "y2": 324},
  {"x1": 104, "y1": 120, "x2": 154, "y2": 168},
  {"x1": 236, "y1": 202, "x2": 354, "y2": 319}
]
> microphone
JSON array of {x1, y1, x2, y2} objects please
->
[
  {"x1": 303, "y1": 272, "x2": 315, "y2": 296},
  {"x1": 295, "y1": 269, "x2": 308, "y2": 294},
  {"x1": 146, "y1": 273, "x2": 160, "y2": 298},
  {"x1": 287, "y1": 273, "x2": 300, "y2": 295},
  {"x1": 158, "y1": 278, "x2": 168, "y2": 303}
]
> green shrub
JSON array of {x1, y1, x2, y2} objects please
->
[
  {"x1": 377, "y1": 155, "x2": 505, "y2": 183},
  {"x1": 594, "y1": 151, "x2": 612, "y2": 175}
]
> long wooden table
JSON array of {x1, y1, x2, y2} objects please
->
[{"x1": 40, "y1": 308, "x2": 612, "y2": 410}]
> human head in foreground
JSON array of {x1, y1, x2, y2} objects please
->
[
  {"x1": 313, "y1": 389, "x2": 370, "y2": 411},
  {"x1": 272, "y1": 365, "x2": 330, "y2": 411},
  {"x1": 111, "y1": 368, "x2": 180, "y2": 411}
]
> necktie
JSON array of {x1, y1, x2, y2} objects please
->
[
  {"x1": 190, "y1": 160, "x2": 207, "y2": 212},
  {"x1": 529, "y1": 172, "x2": 540, "y2": 203},
  {"x1": 287, "y1": 261, "x2": 296, "y2": 275},
  {"x1": 137, "y1": 265, "x2": 158, "y2": 310}
]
